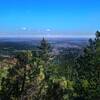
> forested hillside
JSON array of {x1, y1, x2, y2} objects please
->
[{"x1": 0, "y1": 31, "x2": 100, "y2": 100}]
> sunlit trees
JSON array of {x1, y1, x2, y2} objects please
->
[{"x1": 0, "y1": 51, "x2": 33, "y2": 99}]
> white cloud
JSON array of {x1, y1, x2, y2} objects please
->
[
  {"x1": 21, "y1": 27, "x2": 27, "y2": 31},
  {"x1": 45, "y1": 28, "x2": 51, "y2": 32}
]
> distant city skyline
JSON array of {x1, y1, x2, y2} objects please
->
[{"x1": 0, "y1": 0, "x2": 100, "y2": 37}]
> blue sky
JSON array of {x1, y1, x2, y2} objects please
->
[{"x1": 0, "y1": 0, "x2": 100, "y2": 37}]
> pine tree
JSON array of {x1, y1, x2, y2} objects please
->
[
  {"x1": 75, "y1": 31, "x2": 100, "y2": 99},
  {"x1": 38, "y1": 38, "x2": 52, "y2": 62}
]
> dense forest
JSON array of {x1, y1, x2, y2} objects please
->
[{"x1": 0, "y1": 31, "x2": 100, "y2": 100}]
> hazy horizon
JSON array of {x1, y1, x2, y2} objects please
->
[{"x1": 0, "y1": 34, "x2": 95, "y2": 38}]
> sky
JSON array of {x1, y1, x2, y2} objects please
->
[{"x1": 0, "y1": 0, "x2": 100, "y2": 37}]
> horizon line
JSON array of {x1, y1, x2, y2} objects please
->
[{"x1": 0, "y1": 35, "x2": 95, "y2": 38}]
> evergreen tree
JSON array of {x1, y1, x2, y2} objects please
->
[
  {"x1": 38, "y1": 38, "x2": 53, "y2": 64},
  {"x1": 75, "y1": 31, "x2": 100, "y2": 99}
]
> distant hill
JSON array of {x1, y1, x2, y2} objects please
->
[{"x1": 0, "y1": 37, "x2": 88, "y2": 49}]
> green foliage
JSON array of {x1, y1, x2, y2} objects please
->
[
  {"x1": 0, "y1": 33, "x2": 100, "y2": 100},
  {"x1": 0, "y1": 67, "x2": 8, "y2": 91}
]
